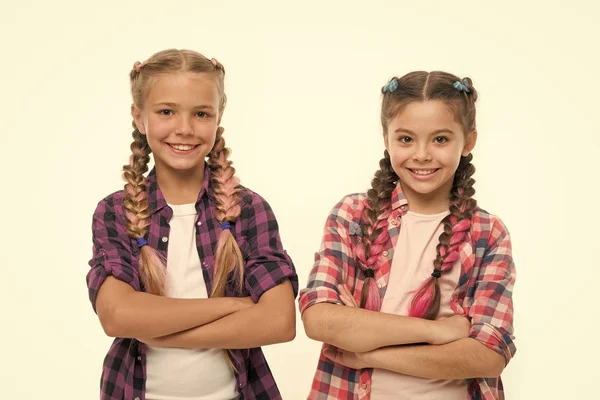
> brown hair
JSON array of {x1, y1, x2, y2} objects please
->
[{"x1": 357, "y1": 71, "x2": 478, "y2": 319}]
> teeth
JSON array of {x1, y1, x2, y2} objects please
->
[
  {"x1": 412, "y1": 169, "x2": 436, "y2": 175},
  {"x1": 172, "y1": 144, "x2": 194, "y2": 151}
]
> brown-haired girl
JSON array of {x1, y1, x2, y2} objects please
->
[{"x1": 299, "y1": 71, "x2": 516, "y2": 399}]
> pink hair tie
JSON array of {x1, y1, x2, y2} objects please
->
[{"x1": 135, "y1": 60, "x2": 147, "y2": 73}]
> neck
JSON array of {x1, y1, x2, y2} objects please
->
[
  {"x1": 401, "y1": 180, "x2": 453, "y2": 215},
  {"x1": 155, "y1": 162, "x2": 206, "y2": 205}
]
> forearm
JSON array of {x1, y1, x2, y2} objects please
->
[
  {"x1": 98, "y1": 278, "x2": 243, "y2": 338},
  {"x1": 302, "y1": 303, "x2": 437, "y2": 353},
  {"x1": 365, "y1": 338, "x2": 505, "y2": 379},
  {"x1": 154, "y1": 282, "x2": 296, "y2": 349},
  {"x1": 115, "y1": 292, "x2": 242, "y2": 338}
]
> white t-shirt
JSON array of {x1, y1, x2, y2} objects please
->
[
  {"x1": 145, "y1": 203, "x2": 238, "y2": 400},
  {"x1": 370, "y1": 210, "x2": 468, "y2": 400}
]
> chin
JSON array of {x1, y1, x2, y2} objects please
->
[{"x1": 165, "y1": 161, "x2": 205, "y2": 171}]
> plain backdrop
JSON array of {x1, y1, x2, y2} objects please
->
[{"x1": 1, "y1": 0, "x2": 599, "y2": 399}]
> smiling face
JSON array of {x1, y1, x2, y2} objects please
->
[
  {"x1": 131, "y1": 71, "x2": 221, "y2": 176},
  {"x1": 384, "y1": 100, "x2": 477, "y2": 213}
]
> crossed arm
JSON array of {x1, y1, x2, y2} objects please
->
[
  {"x1": 300, "y1": 200, "x2": 514, "y2": 380},
  {"x1": 96, "y1": 277, "x2": 296, "y2": 349}
]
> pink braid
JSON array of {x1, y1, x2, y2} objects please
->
[
  {"x1": 356, "y1": 151, "x2": 397, "y2": 311},
  {"x1": 408, "y1": 154, "x2": 477, "y2": 320}
]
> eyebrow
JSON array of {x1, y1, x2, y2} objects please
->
[
  {"x1": 153, "y1": 102, "x2": 215, "y2": 110},
  {"x1": 394, "y1": 128, "x2": 456, "y2": 135}
]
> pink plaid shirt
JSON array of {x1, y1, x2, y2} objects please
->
[{"x1": 299, "y1": 185, "x2": 516, "y2": 400}]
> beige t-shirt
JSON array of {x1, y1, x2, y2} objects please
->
[
  {"x1": 145, "y1": 203, "x2": 238, "y2": 400},
  {"x1": 370, "y1": 210, "x2": 468, "y2": 400}
]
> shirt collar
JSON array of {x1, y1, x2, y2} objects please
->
[{"x1": 146, "y1": 163, "x2": 213, "y2": 214}]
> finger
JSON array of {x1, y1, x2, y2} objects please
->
[
  {"x1": 338, "y1": 284, "x2": 354, "y2": 303},
  {"x1": 323, "y1": 348, "x2": 343, "y2": 365},
  {"x1": 340, "y1": 285, "x2": 359, "y2": 307},
  {"x1": 338, "y1": 290, "x2": 356, "y2": 308},
  {"x1": 339, "y1": 293, "x2": 354, "y2": 307},
  {"x1": 323, "y1": 348, "x2": 336, "y2": 361}
]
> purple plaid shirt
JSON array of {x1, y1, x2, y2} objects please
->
[{"x1": 86, "y1": 164, "x2": 298, "y2": 400}]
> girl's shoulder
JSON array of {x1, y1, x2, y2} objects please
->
[
  {"x1": 235, "y1": 185, "x2": 282, "y2": 219},
  {"x1": 471, "y1": 207, "x2": 512, "y2": 249},
  {"x1": 93, "y1": 190, "x2": 126, "y2": 216},
  {"x1": 322, "y1": 192, "x2": 368, "y2": 229}
]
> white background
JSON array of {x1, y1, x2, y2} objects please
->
[{"x1": 1, "y1": 0, "x2": 599, "y2": 399}]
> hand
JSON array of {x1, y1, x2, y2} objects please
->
[
  {"x1": 323, "y1": 346, "x2": 368, "y2": 370},
  {"x1": 431, "y1": 314, "x2": 471, "y2": 345},
  {"x1": 338, "y1": 284, "x2": 359, "y2": 308}
]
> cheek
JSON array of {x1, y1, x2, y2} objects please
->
[
  {"x1": 146, "y1": 116, "x2": 171, "y2": 136},
  {"x1": 438, "y1": 148, "x2": 463, "y2": 170},
  {"x1": 388, "y1": 150, "x2": 408, "y2": 175}
]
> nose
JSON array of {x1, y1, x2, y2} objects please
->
[
  {"x1": 412, "y1": 142, "x2": 432, "y2": 162},
  {"x1": 175, "y1": 115, "x2": 194, "y2": 136}
]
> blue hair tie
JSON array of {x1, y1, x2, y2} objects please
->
[
  {"x1": 136, "y1": 238, "x2": 148, "y2": 248},
  {"x1": 382, "y1": 78, "x2": 399, "y2": 94},
  {"x1": 453, "y1": 80, "x2": 470, "y2": 93},
  {"x1": 221, "y1": 221, "x2": 231, "y2": 230}
]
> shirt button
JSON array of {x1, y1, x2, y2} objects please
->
[
  {"x1": 382, "y1": 251, "x2": 389, "y2": 257},
  {"x1": 400, "y1": 205, "x2": 408, "y2": 211},
  {"x1": 161, "y1": 236, "x2": 168, "y2": 242},
  {"x1": 197, "y1": 221, "x2": 202, "y2": 226},
  {"x1": 361, "y1": 383, "x2": 368, "y2": 389},
  {"x1": 377, "y1": 283, "x2": 383, "y2": 288},
  {"x1": 391, "y1": 220, "x2": 398, "y2": 226},
  {"x1": 134, "y1": 397, "x2": 140, "y2": 400},
  {"x1": 137, "y1": 356, "x2": 141, "y2": 361}
]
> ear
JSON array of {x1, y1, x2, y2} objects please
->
[
  {"x1": 131, "y1": 104, "x2": 146, "y2": 135},
  {"x1": 462, "y1": 130, "x2": 477, "y2": 156}
]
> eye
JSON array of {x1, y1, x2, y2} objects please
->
[
  {"x1": 159, "y1": 109, "x2": 173, "y2": 116},
  {"x1": 434, "y1": 136, "x2": 448, "y2": 144},
  {"x1": 398, "y1": 136, "x2": 413, "y2": 144},
  {"x1": 196, "y1": 111, "x2": 209, "y2": 118}
]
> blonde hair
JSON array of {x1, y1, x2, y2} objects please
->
[{"x1": 123, "y1": 48, "x2": 244, "y2": 368}]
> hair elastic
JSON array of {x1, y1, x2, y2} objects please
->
[
  {"x1": 382, "y1": 78, "x2": 399, "y2": 94},
  {"x1": 453, "y1": 80, "x2": 470, "y2": 93},
  {"x1": 431, "y1": 269, "x2": 442, "y2": 278},
  {"x1": 364, "y1": 269, "x2": 375, "y2": 278},
  {"x1": 221, "y1": 221, "x2": 231, "y2": 230},
  {"x1": 136, "y1": 237, "x2": 148, "y2": 248}
]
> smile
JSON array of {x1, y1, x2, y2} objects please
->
[
  {"x1": 168, "y1": 144, "x2": 198, "y2": 151},
  {"x1": 408, "y1": 168, "x2": 439, "y2": 176},
  {"x1": 166, "y1": 143, "x2": 200, "y2": 155}
]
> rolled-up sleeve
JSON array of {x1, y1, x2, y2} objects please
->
[
  {"x1": 468, "y1": 216, "x2": 517, "y2": 365},
  {"x1": 243, "y1": 193, "x2": 298, "y2": 303},
  {"x1": 298, "y1": 197, "x2": 357, "y2": 314},
  {"x1": 86, "y1": 196, "x2": 140, "y2": 313}
]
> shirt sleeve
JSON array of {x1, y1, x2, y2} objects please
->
[
  {"x1": 86, "y1": 195, "x2": 141, "y2": 313},
  {"x1": 468, "y1": 216, "x2": 517, "y2": 365},
  {"x1": 298, "y1": 196, "x2": 356, "y2": 314},
  {"x1": 242, "y1": 193, "x2": 298, "y2": 303}
]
